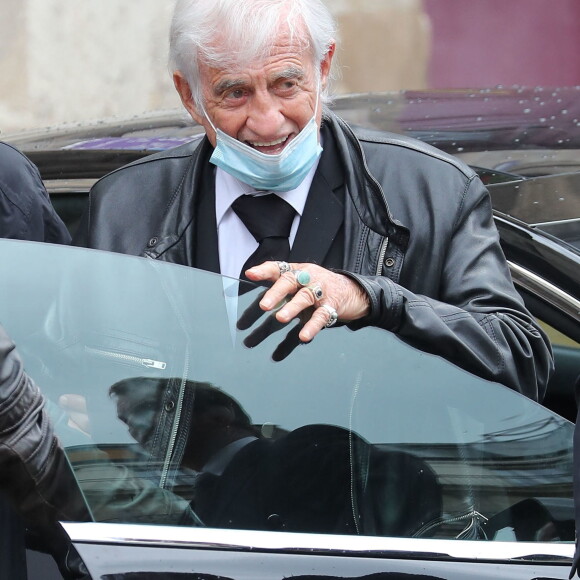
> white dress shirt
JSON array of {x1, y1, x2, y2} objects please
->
[
  {"x1": 214, "y1": 150, "x2": 321, "y2": 333},
  {"x1": 215, "y1": 161, "x2": 318, "y2": 281}
]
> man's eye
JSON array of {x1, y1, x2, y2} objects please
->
[
  {"x1": 226, "y1": 89, "x2": 246, "y2": 100},
  {"x1": 274, "y1": 80, "x2": 299, "y2": 95}
]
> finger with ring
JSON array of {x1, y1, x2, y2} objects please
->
[
  {"x1": 293, "y1": 269, "x2": 311, "y2": 287},
  {"x1": 321, "y1": 304, "x2": 338, "y2": 328},
  {"x1": 306, "y1": 283, "x2": 324, "y2": 302},
  {"x1": 276, "y1": 261, "x2": 291, "y2": 275}
]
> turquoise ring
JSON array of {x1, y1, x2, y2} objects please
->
[{"x1": 294, "y1": 270, "x2": 311, "y2": 287}]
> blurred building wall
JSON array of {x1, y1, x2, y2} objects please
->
[
  {"x1": 0, "y1": 0, "x2": 431, "y2": 135},
  {"x1": 332, "y1": 0, "x2": 431, "y2": 94},
  {"x1": 0, "y1": 0, "x2": 180, "y2": 134},
  {"x1": 3, "y1": 0, "x2": 580, "y2": 136},
  {"x1": 424, "y1": 0, "x2": 580, "y2": 89}
]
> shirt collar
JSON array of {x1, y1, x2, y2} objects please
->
[{"x1": 215, "y1": 139, "x2": 322, "y2": 227}]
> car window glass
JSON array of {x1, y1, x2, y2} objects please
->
[
  {"x1": 0, "y1": 239, "x2": 573, "y2": 543},
  {"x1": 488, "y1": 172, "x2": 580, "y2": 234},
  {"x1": 538, "y1": 319, "x2": 579, "y2": 422}
]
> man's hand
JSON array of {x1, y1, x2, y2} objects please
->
[
  {"x1": 244, "y1": 261, "x2": 370, "y2": 343},
  {"x1": 59, "y1": 394, "x2": 91, "y2": 436}
]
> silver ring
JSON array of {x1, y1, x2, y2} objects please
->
[
  {"x1": 306, "y1": 283, "x2": 323, "y2": 302},
  {"x1": 293, "y1": 269, "x2": 311, "y2": 287},
  {"x1": 321, "y1": 304, "x2": 338, "y2": 328},
  {"x1": 276, "y1": 261, "x2": 291, "y2": 275}
]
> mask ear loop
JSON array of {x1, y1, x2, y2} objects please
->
[
  {"x1": 199, "y1": 103, "x2": 219, "y2": 134},
  {"x1": 314, "y1": 77, "x2": 321, "y2": 119}
]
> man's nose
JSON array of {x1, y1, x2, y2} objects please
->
[{"x1": 245, "y1": 92, "x2": 284, "y2": 136}]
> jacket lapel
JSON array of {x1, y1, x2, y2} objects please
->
[
  {"x1": 193, "y1": 160, "x2": 221, "y2": 274},
  {"x1": 290, "y1": 127, "x2": 345, "y2": 267}
]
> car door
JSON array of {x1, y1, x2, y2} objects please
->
[
  {"x1": 0, "y1": 239, "x2": 572, "y2": 580},
  {"x1": 490, "y1": 174, "x2": 580, "y2": 422}
]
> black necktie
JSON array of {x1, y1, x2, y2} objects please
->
[{"x1": 231, "y1": 193, "x2": 296, "y2": 282}]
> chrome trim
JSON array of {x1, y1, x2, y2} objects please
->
[
  {"x1": 62, "y1": 522, "x2": 574, "y2": 563},
  {"x1": 44, "y1": 178, "x2": 96, "y2": 193},
  {"x1": 533, "y1": 217, "x2": 580, "y2": 228},
  {"x1": 508, "y1": 261, "x2": 580, "y2": 322}
]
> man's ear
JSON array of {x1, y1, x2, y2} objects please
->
[
  {"x1": 320, "y1": 41, "x2": 336, "y2": 90},
  {"x1": 173, "y1": 71, "x2": 204, "y2": 125}
]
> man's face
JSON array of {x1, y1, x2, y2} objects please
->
[
  {"x1": 174, "y1": 27, "x2": 334, "y2": 153},
  {"x1": 114, "y1": 381, "x2": 163, "y2": 451}
]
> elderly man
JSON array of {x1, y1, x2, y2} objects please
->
[{"x1": 74, "y1": 0, "x2": 552, "y2": 400}]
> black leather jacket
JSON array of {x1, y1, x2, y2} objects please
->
[
  {"x1": 0, "y1": 142, "x2": 71, "y2": 244},
  {"x1": 0, "y1": 323, "x2": 92, "y2": 577},
  {"x1": 74, "y1": 110, "x2": 553, "y2": 400},
  {"x1": 0, "y1": 324, "x2": 91, "y2": 523}
]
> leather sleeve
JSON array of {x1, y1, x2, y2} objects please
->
[
  {"x1": 0, "y1": 324, "x2": 90, "y2": 528},
  {"x1": 0, "y1": 142, "x2": 71, "y2": 244},
  {"x1": 344, "y1": 176, "x2": 554, "y2": 402}
]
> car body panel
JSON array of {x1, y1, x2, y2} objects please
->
[{"x1": 64, "y1": 523, "x2": 574, "y2": 580}]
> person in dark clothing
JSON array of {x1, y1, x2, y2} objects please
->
[
  {"x1": 110, "y1": 377, "x2": 442, "y2": 536},
  {"x1": 0, "y1": 141, "x2": 70, "y2": 243},
  {"x1": 0, "y1": 141, "x2": 71, "y2": 578},
  {"x1": 0, "y1": 323, "x2": 91, "y2": 578}
]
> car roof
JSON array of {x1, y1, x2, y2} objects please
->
[
  {"x1": 7, "y1": 86, "x2": 580, "y2": 152},
  {"x1": 5, "y1": 86, "x2": 580, "y2": 245}
]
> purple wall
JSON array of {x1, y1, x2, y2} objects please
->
[{"x1": 424, "y1": 0, "x2": 580, "y2": 88}]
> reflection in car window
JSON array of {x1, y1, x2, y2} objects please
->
[{"x1": 0, "y1": 239, "x2": 573, "y2": 542}]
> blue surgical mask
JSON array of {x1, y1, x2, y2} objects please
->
[{"x1": 204, "y1": 96, "x2": 323, "y2": 192}]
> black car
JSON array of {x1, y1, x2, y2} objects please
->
[{"x1": 3, "y1": 86, "x2": 580, "y2": 580}]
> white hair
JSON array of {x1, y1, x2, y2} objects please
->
[{"x1": 169, "y1": 0, "x2": 338, "y2": 108}]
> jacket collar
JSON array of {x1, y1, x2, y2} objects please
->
[
  {"x1": 151, "y1": 111, "x2": 408, "y2": 278},
  {"x1": 320, "y1": 110, "x2": 402, "y2": 237},
  {"x1": 319, "y1": 110, "x2": 410, "y2": 276}
]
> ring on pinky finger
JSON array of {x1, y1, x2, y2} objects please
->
[{"x1": 321, "y1": 304, "x2": 338, "y2": 328}]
